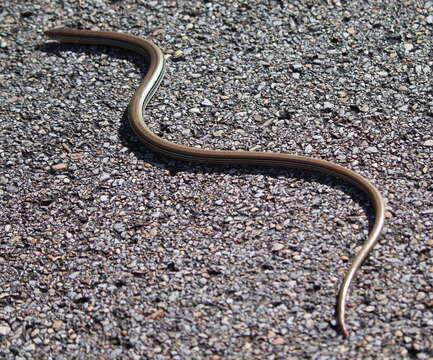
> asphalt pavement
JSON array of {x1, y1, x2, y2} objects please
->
[{"x1": 0, "y1": 1, "x2": 432, "y2": 358}]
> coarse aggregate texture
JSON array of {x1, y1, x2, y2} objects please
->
[{"x1": 0, "y1": 0, "x2": 432, "y2": 359}]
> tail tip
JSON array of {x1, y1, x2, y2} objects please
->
[{"x1": 340, "y1": 323, "x2": 349, "y2": 338}]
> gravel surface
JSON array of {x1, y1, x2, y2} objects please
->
[{"x1": 1, "y1": 0, "x2": 432, "y2": 359}]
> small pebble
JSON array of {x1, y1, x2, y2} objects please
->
[
  {"x1": 322, "y1": 102, "x2": 334, "y2": 110},
  {"x1": 51, "y1": 163, "x2": 68, "y2": 171},
  {"x1": 0, "y1": 324, "x2": 11, "y2": 336},
  {"x1": 272, "y1": 337, "x2": 285, "y2": 345},
  {"x1": 403, "y1": 43, "x2": 414, "y2": 51},
  {"x1": 365, "y1": 146, "x2": 379, "y2": 153},
  {"x1": 271, "y1": 243, "x2": 284, "y2": 251},
  {"x1": 189, "y1": 107, "x2": 200, "y2": 114}
]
